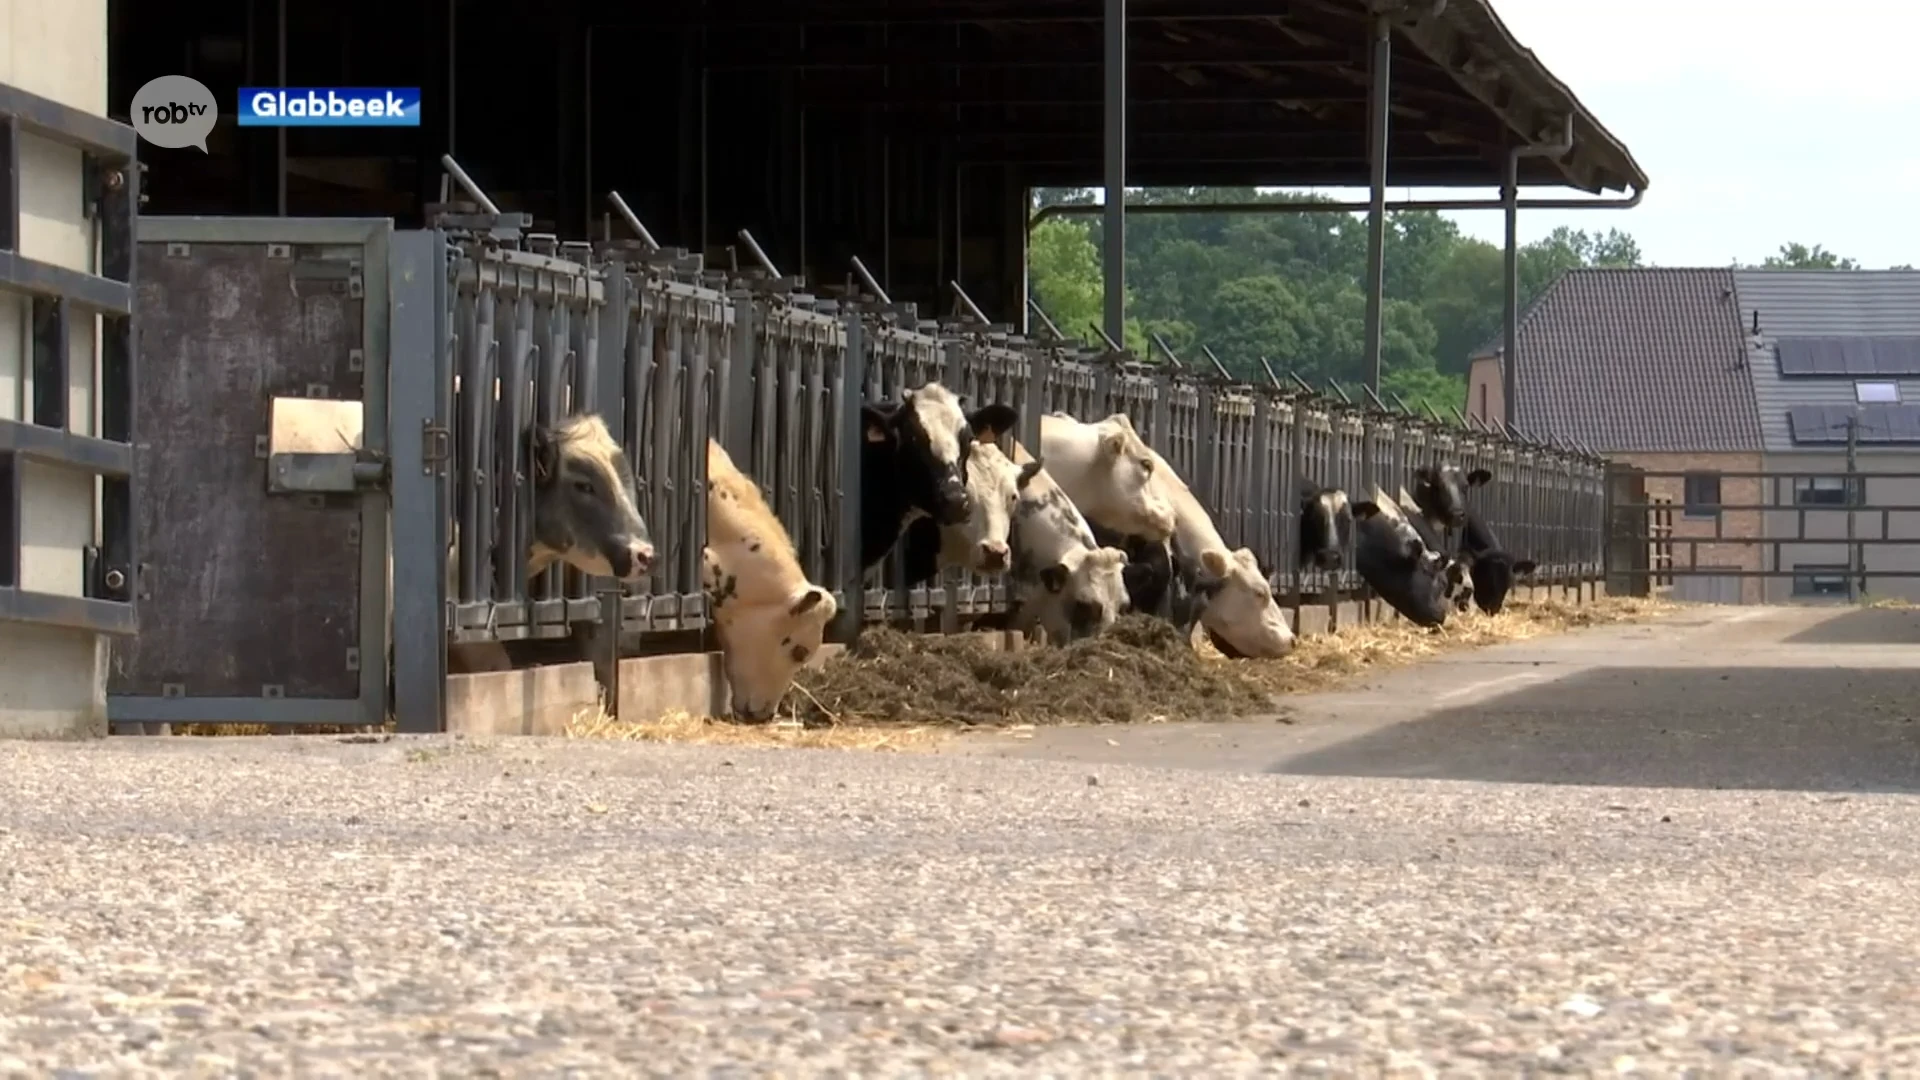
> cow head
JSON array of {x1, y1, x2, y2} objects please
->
[
  {"x1": 864, "y1": 382, "x2": 976, "y2": 527},
  {"x1": 999, "y1": 412, "x2": 1177, "y2": 544},
  {"x1": 528, "y1": 414, "x2": 654, "y2": 581},
  {"x1": 1038, "y1": 545, "x2": 1131, "y2": 642},
  {"x1": 1411, "y1": 463, "x2": 1491, "y2": 530},
  {"x1": 711, "y1": 580, "x2": 840, "y2": 722},
  {"x1": 1467, "y1": 551, "x2": 1537, "y2": 616},
  {"x1": 1350, "y1": 498, "x2": 1452, "y2": 628},
  {"x1": 1194, "y1": 546, "x2": 1296, "y2": 658},
  {"x1": 1298, "y1": 481, "x2": 1352, "y2": 571},
  {"x1": 951, "y1": 440, "x2": 1043, "y2": 574}
]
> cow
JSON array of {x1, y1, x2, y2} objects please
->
[
  {"x1": 1457, "y1": 508, "x2": 1538, "y2": 617},
  {"x1": 1026, "y1": 412, "x2": 1178, "y2": 544},
  {"x1": 1298, "y1": 481, "x2": 1353, "y2": 571},
  {"x1": 860, "y1": 381, "x2": 985, "y2": 570},
  {"x1": 1407, "y1": 465, "x2": 1536, "y2": 615},
  {"x1": 1408, "y1": 463, "x2": 1491, "y2": 539},
  {"x1": 1350, "y1": 485, "x2": 1455, "y2": 629},
  {"x1": 1396, "y1": 486, "x2": 1476, "y2": 614},
  {"x1": 384, "y1": 411, "x2": 655, "y2": 691},
  {"x1": 967, "y1": 407, "x2": 1176, "y2": 613},
  {"x1": 999, "y1": 455, "x2": 1132, "y2": 646},
  {"x1": 703, "y1": 437, "x2": 840, "y2": 721},
  {"x1": 973, "y1": 412, "x2": 1292, "y2": 659},
  {"x1": 895, "y1": 438, "x2": 1043, "y2": 586}
]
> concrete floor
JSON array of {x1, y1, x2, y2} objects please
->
[
  {"x1": 9, "y1": 602, "x2": 1920, "y2": 1073},
  {"x1": 951, "y1": 603, "x2": 1920, "y2": 793}
]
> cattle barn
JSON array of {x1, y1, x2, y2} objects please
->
[
  {"x1": 74, "y1": 0, "x2": 1644, "y2": 735},
  {"x1": 110, "y1": 0, "x2": 1645, "y2": 329}
]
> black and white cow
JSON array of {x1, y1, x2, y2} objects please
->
[
  {"x1": 1298, "y1": 481, "x2": 1353, "y2": 572},
  {"x1": 1396, "y1": 487, "x2": 1476, "y2": 614},
  {"x1": 1349, "y1": 484, "x2": 1455, "y2": 628},
  {"x1": 860, "y1": 382, "x2": 986, "y2": 570},
  {"x1": 526, "y1": 414, "x2": 657, "y2": 580},
  {"x1": 1408, "y1": 464, "x2": 1536, "y2": 615},
  {"x1": 896, "y1": 436, "x2": 1042, "y2": 587},
  {"x1": 1457, "y1": 509, "x2": 1538, "y2": 616}
]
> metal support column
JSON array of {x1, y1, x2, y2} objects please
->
[
  {"x1": 1361, "y1": 14, "x2": 1391, "y2": 392},
  {"x1": 1101, "y1": 0, "x2": 1126, "y2": 345},
  {"x1": 1502, "y1": 148, "x2": 1520, "y2": 428}
]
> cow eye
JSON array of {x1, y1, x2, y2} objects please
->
[
  {"x1": 1140, "y1": 457, "x2": 1155, "y2": 475},
  {"x1": 573, "y1": 479, "x2": 595, "y2": 495}
]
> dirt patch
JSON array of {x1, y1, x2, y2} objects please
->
[{"x1": 789, "y1": 614, "x2": 1274, "y2": 728}]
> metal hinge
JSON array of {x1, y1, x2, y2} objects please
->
[{"x1": 422, "y1": 420, "x2": 452, "y2": 475}]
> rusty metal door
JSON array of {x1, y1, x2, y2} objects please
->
[{"x1": 108, "y1": 218, "x2": 391, "y2": 730}]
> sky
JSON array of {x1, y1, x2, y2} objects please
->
[{"x1": 1279, "y1": 0, "x2": 1920, "y2": 270}]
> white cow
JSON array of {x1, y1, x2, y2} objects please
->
[
  {"x1": 703, "y1": 438, "x2": 839, "y2": 721},
  {"x1": 1145, "y1": 444, "x2": 1296, "y2": 658},
  {"x1": 1025, "y1": 412, "x2": 1179, "y2": 543},
  {"x1": 1004, "y1": 460, "x2": 1131, "y2": 645}
]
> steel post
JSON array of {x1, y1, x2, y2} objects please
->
[
  {"x1": 1102, "y1": 0, "x2": 1126, "y2": 345},
  {"x1": 1502, "y1": 148, "x2": 1520, "y2": 428},
  {"x1": 1361, "y1": 15, "x2": 1390, "y2": 392}
]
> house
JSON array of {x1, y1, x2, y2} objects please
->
[{"x1": 1466, "y1": 267, "x2": 1920, "y2": 604}]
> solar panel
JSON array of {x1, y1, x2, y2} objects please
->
[
  {"x1": 1777, "y1": 336, "x2": 1920, "y2": 377},
  {"x1": 1786, "y1": 404, "x2": 1920, "y2": 444}
]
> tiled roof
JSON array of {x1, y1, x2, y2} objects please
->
[{"x1": 1493, "y1": 268, "x2": 1764, "y2": 453}]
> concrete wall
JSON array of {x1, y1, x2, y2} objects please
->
[{"x1": 0, "y1": 1, "x2": 113, "y2": 738}]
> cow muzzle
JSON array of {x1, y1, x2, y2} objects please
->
[
  {"x1": 611, "y1": 538, "x2": 655, "y2": 581},
  {"x1": 1309, "y1": 548, "x2": 1343, "y2": 571},
  {"x1": 976, "y1": 540, "x2": 1009, "y2": 573}
]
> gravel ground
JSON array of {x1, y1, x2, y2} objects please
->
[{"x1": 5, "y1": 734, "x2": 1920, "y2": 1077}]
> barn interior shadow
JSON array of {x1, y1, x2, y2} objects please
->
[
  {"x1": 1270, "y1": 665, "x2": 1920, "y2": 794},
  {"x1": 1781, "y1": 607, "x2": 1920, "y2": 646}
]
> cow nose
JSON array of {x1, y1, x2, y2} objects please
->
[
  {"x1": 623, "y1": 539, "x2": 655, "y2": 580},
  {"x1": 977, "y1": 540, "x2": 1009, "y2": 572}
]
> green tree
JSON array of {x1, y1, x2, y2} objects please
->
[
  {"x1": 1757, "y1": 242, "x2": 1860, "y2": 270},
  {"x1": 1025, "y1": 216, "x2": 1149, "y2": 354}
]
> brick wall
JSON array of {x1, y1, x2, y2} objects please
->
[{"x1": 1612, "y1": 451, "x2": 1765, "y2": 604}]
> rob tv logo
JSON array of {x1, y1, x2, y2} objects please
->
[{"x1": 238, "y1": 87, "x2": 421, "y2": 127}]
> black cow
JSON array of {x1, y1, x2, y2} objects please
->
[
  {"x1": 860, "y1": 382, "x2": 987, "y2": 570},
  {"x1": 1457, "y1": 511, "x2": 1538, "y2": 616},
  {"x1": 1349, "y1": 494, "x2": 1455, "y2": 628}
]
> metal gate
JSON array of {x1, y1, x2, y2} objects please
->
[{"x1": 107, "y1": 219, "x2": 392, "y2": 729}]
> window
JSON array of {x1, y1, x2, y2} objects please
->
[
  {"x1": 1792, "y1": 564, "x2": 1851, "y2": 598},
  {"x1": 1857, "y1": 381, "x2": 1902, "y2": 404},
  {"x1": 1682, "y1": 472, "x2": 1721, "y2": 518},
  {"x1": 1793, "y1": 476, "x2": 1863, "y2": 506}
]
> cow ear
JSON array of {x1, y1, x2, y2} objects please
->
[
  {"x1": 1199, "y1": 549, "x2": 1231, "y2": 578},
  {"x1": 789, "y1": 588, "x2": 827, "y2": 618},
  {"x1": 1097, "y1": 429, "x2": 1128, "y2": 460},
  {"x1": 1016, "y1": 460, "x2": 1044, "y2": 490},
  {"x1": 1467, "y1": 468, "x2": 1492, "y2": 487},
  {"x1": 968, "y1": 404, "x2": 1019, "y2": 441},
  {"x1": 861, "y1": 405, "x2": 893, "y2": 445},
  {"x1": 1512, "y1": 559, "x2": 1537, "y2": 576},
  {"x1": 1039, "y1": 563, "x2": 1070, "y2": 593},
  {"x1": 531, "y1": 424, "x2": 560, "y2": 484}
]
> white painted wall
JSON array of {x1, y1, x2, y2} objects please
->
[{"x1": 0, "y1": 0, "x2": 112, "y2": 738}]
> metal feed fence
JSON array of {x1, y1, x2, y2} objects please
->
[{"x1": 109, "y1": 197, "x2": 1610, "y2": 734}]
